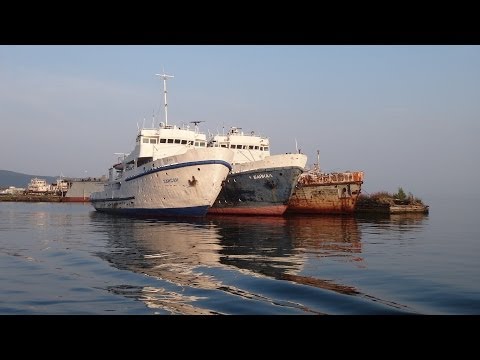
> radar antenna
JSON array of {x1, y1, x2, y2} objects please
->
[{"x1": 190, "y1": 121, "x2": 204, "y2": 132}]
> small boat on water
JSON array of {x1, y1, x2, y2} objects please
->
[
  {"x1": 287, "y1": 151, "x2": 364, "y2": 215},
  {"x1": 207, "y1": 127, "x2": 307, "y2": 216},
  {"x1": 90, "y1": 73, "x2": 234, "y2": 217}
]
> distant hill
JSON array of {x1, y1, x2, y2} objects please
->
[{"x1": 0, "y1": 170, "x2": 59, "y2": 188}]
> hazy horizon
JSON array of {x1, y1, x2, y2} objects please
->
[{"x1": 1, "y1": 45, "x2": 478, "y2": 201}]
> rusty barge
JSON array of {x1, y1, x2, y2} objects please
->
[
  {"x1": 355, "y1": 191, "x2": 429, "y2": 214},
  {"x1": 286, "y1": 151, "x2": 364, "y2": 215}
]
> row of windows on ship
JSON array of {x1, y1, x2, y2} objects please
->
[{"x1": 140, "y1": 136, "x2": 269, "y2": 151}]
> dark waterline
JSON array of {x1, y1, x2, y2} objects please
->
[{"x1": 1, "y1": 197, "x2": 479, "y2": 314}]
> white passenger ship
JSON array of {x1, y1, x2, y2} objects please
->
[{"x1": 90, "y1": 73, "x2": 234, "y2": 217}]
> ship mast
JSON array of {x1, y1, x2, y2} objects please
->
[
  {"x1": 155, "y1": 71, "x2": 174, "y2": 126},
  {"x1": 316, "y1": 150, "x2": 321, "y2": 172}
]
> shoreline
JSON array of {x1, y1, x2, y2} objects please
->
[
  {"x1": 0, "y1": 194, "x2": 88, "y2": 203},
  {"x1": 1, "y1": 194, "x2": 429, "y2": 214}
]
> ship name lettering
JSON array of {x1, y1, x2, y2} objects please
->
[
  {"x1": 163, "y1": 178, "x2": 179, "y2": 183},
  {"x1": 253, "y1": 173, "x2": 273, "y2": 180}
]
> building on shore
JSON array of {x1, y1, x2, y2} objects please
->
[{"x1": 0, "y1": 186, "x2": 25, "y2": 195}]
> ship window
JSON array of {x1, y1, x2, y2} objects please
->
[
  {"x1": 149, "y1": 139, "x2": 157, "y2": 144},
  {"x1": 137, "y1": 157, "x2": 153, "y2": 167},
  {"x1": 264, "y1": 147, "x2": 269, "y2": 151},
  {"x1": 167, "y1": 139, "x2": 174, "y2": 143},
  {"x1": 181, "y1": 140, "x2": 187, "y2": 144},
  {"x1": 249, "y1": 145, "x2": 254, "y2": 150},
  {"x1": 221, "y1": 144, "x2": 227, "y2": 148},
  {"x1": 174, "y1": 139, "x2": 181, "y2": 144},
  {"x1": 160, "y1": 139, "x2": 166, "y2": 143},
  {"x1": 188, "y1": 141, "x2": 193, "y2": 145},
  {"x1": 195, "y1": 142, "x2": 199, "y2": 146},
  {"x1": 255, "y1": 146, "x2": 259, "y2": 150},
  {"x1": 143, "y1": 138, "x2": 149, "y2": 143},
  {"x1": 243, "y1": 145, "x2": 247, "y2": 149}
]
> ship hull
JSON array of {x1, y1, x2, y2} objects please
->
[
  {"x1": 63, "y1": 181, "x2": 105, "y2": 202},
  {"x1": 208, "y1": 154, "x2": 307, "y2": 216},
  {"x1": 90, "y1": 148, "x2": 233, "y2": 218},
  {"x1": 287, "y1": 172, "x2": 364, "y2": 215},
  {"x1": 63, "y1": 197, "x2": 90, "y2": 202}
]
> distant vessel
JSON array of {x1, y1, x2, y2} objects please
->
[
  {"x1": 53, "y1": 177, "x2": 69, "y2": 196},
  {"x1": 90, "y1": 73, "x2": 234, "y2": 217},
  {"x1": 287, "y1": 151, "x2": 364, "y2": 215},
  {"x1": 26, "y1": 178, "x2": 50, "y2": 193},
  {"x1": 25, "y1": 177, "x2": 69, "y2": 195},
  {"x1": 207, "y1": 127, "x2": 307, "y2": 216},
  {"x1": 63, "y1": 178, "x2": 105, "y2": 202}
]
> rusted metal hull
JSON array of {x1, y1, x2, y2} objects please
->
[
  {"x1": 390, "y1": 204, "x2": 429, "y2": 214},
  {"x1": 356, "y1": 203, "x2": 429, "y2": 214},
  {"x1": 287, "y1": 171, "x2": 364, "y2": 215},
  {"x1": 355, "y1": 194, "x2": 429, "y2": 214}
]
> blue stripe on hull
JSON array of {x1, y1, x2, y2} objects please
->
[
  {"x1": 125, "y1": 159, "x2": 232, "y2": 182},
  {"x1": 91, "y1": 196, "x2": 135, "y2": 202},
  {"x1": 94, "y1": 205, "x2": 210, "y2": 218}
]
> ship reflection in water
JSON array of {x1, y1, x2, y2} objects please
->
[
  {"x1": 356, "y1": 211, "x2": 429, "y2": 234},
  {"x1": 94, "y1": 216, "x2": 225, "y2": 314},
  {"x1": 215, "y1": 215, "x2": 363, "y2": 296},
  {"x1": 93, "y1": 212, "x2": 426, "y2": 314}
]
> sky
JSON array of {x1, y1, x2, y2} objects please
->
[{"x1": 0, "y1": 45, "x2": 479, "y2": 200}]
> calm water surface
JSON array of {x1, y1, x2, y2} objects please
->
[{"x1": 1, "y1": 197, "x2": 479, "y2": 314}]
